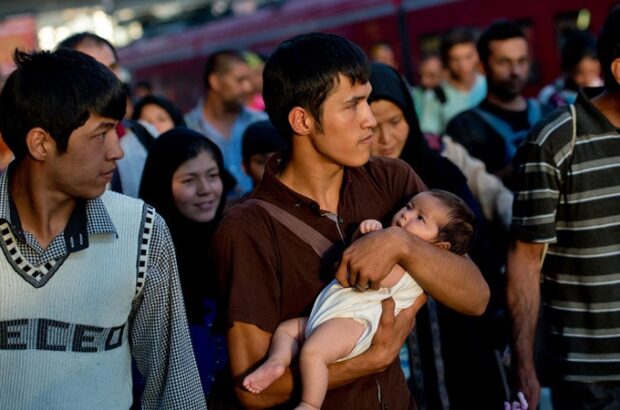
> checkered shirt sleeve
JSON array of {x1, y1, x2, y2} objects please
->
[{"x1": 129, "y1": 212, "x2": 206, "y2": 409}]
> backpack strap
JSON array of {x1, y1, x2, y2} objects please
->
[{"x1": 245, "y1": 199, "x2": 335, "y2": 263}]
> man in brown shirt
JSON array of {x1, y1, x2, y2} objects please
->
[{"x1": 211, "y1": 33, "x2": 489, "y2": 409}]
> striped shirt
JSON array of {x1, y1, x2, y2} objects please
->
[{"x1": 512, "y1": 92, "x2": 620, "y2": 382}]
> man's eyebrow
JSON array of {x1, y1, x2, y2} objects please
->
[
  {"x1": 345, "y1": 95, "x2": 366, "y2": 105},
  {"x1": 90, "y1": 121, "x2": 117, "y2": 133}
]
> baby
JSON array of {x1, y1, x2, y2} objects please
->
[{"x1": 243, "y1": 189, "x2": 475, "y2": 410}]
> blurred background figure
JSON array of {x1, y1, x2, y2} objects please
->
[
  {"x1": 413, "y1": 54, "x2": 447, "y2": 137},
  {"x1": 244, "y1": 51, "x2": 266, "y2": 111},
  {"x1": 418, "y1": 28, "x2": 487, "y2": 135},
  {"x1": 133, "y1": 79, "x2": 153, "y2": 100},
  {"x1": 368, "y1": 62, "x2": 506, "y2": 410},
  {"x1": 132, "y1": 94, "x2": 186, "y2": 135},
  {"x1": 538, "y1": 29, "x2": 602, "y2": 108},
  {"x1": 139, "y1": 128, "x2": 236, "y2": 401},
  {"x1": 185, "y1": 49, "x2": 267, "y2": 197},
  {"x1": 446, "y1": 20, "x2": 549, "y2": 188},
  {"x1": 57, "y1": 31, "x2": 121, "y2": 77},
  {"x1": 241, "y1": 119, "x2": 287, "y2": 189},
  {"x1": 370, "y1": 41, "x2": 398, "y2": 69},
  {"x1": 419, "y1": 54, "x2": 445, "y2": 90}
]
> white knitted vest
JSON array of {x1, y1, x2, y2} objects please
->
[{"x1": 0, "y1": 191, "x2": 153, "y2": 409}]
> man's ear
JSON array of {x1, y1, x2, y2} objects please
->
[
  {"x1": 25, "y1": 128, "x2": 54, "y2": 161},
  {"x1": 434, "y1": 241, "x2": 452, "y2": 251},
  {"x1": 208, "y1": 73, "x2": 221, "y2": 93},
  {"x1": 610, "y1": 58, "x2": 620, "y2": 87},
  {"x1": 288, "y1": 106, "x2": 313, "y2": 136}
]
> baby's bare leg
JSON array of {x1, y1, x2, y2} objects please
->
[
  {"x1": 243, "y1": 317, "x2": 308, "y2": 394},
  {"x1": 297, "y1": 318, "x2": 365, "y2": 409}
]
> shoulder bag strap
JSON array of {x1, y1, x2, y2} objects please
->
[{"x1": 245, "y1": 199, "x2": 335, "y2": 262}]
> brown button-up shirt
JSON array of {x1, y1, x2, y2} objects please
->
[{"x1": 212, "y1": 155, "x2": 426, "y2": 409}]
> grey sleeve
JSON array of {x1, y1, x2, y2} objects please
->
[{"x1": 129, "y1": 211, "x2": 206, "y2": 409}]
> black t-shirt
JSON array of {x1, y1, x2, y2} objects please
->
[{"x1": 478, "y1": 99, "x2": 529, "y2": 132}]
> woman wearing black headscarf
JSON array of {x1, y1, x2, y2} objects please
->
[
  {"x1": 139, "y1": 127, "x2": 235, "y2": 398},
  {"x1": 368, "y1": 63, "x2": 506, "y2": 410}
]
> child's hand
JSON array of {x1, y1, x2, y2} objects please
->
[{"x1": 359, "y1": 219, "x2": 383, "y2": 234}]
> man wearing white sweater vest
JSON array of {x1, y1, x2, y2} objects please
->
[{"x1": 0, "y1": 49, "x2": 206, "y2": 409}]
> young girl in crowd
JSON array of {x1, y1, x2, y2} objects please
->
[
  {"x1": 243, "y1": 189, "x2": 475, "y2": 410},
  {"x1": 139, "y1": 128, "x2": 235, "y2": 396}
]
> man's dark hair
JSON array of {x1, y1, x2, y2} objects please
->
[
  {"x1": 477, "y1": 20, "x2": 526, "y2": 67},
  {"x1": 202, "y1": 49, "x2": 247, "y2": 89},
  {"x1": 0, "y1": 49, "x2": 126, "y2": 161},
  {"x1": 263, "y1": 32, "x2": 370, "y2": 141},
  {"x1": 597, "y1": 5, "x2": 620, "y2": 93},
  {"x1": 440, "y1": 28, "x2": 476, "y2": 66},
  {"x1": 57, "y1": 31, "x2": 118, "y2": 60},
  {"x1": 561, "y1": 29, "x2": 598, "y2": 74},
  {"x1": 428, "y1": 189, "x2": 475, "y2": 255}
]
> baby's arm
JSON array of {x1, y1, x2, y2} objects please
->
[{"x1": 359, "y1": 219, "x2": 383, "y2": 234}]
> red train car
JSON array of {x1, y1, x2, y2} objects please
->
[{"x1": 118, "y1": 0, "x2": 616, "y2": 111}]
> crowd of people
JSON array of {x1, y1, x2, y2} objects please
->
[{"x1": 0, "y1": 6, "x2": 619, "y2": 410}]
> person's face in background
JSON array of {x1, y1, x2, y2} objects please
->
[
  {"x1": 211, "y1": 61, "x2": 254, "y2": 112},
  {"x1": 446, "y1": 42, "x2": 479, "y2": 83},
  {"x1": 484, "y1": 37, "x2": 530, "y2": 101},
  {"x1": 244, "y1": 151, "x2": 275, "y2": 186},
  {"x1": 75, "y1": 41, "x2": 132, "y2": 120},
  {"x1": 369, "y1": 99, "x2": 409, "y2": 159},
  {"x1": 419, "y1": 56, "x2": 445, "y2": 90},
  {"x1": 371, "y1": 45, "x2": 397, "y2": 69},
  {"x1": 139, "y1": 103, "x2": 175, "y2": 135},
  {"x1": 75, "y1": 42, "x2": 121, "y2": 78},
  {"x1": 171, "y1": 150, "x2": 223, "y2": 222},
  {"x1": 572, "y1": 56, "x2": 603, "y2": 88}
]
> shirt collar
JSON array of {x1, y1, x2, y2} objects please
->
[
  {"x1": 575, "y1": 89, "x2": 619, "y2": 136},
  {"x1": 254, "y1": 152, "x2": 352, "y2": 215},
  {"x1": 0, "y1": 165, "x2": 117, "y2": 253}
]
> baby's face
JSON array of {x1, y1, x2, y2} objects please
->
[{"x1": 391, "y1": 192, "x2": 449, "y2": 242}]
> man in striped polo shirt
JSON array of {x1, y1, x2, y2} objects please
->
[{"x1": 507, "y1": 8, "x2": 620, "y2": 409}]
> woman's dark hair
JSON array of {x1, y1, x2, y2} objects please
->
[
  {"x1": 477, "y1": 20, "x2": 526, "y2": 68},
  {"x1": 132, "y1": 94, "x2": 186, "y2": 128},
  {"x1": 368, "y1": 62, "x2": 436, "y2": 184},
  {"x1": 139, "y1": 127, "x2": 235, "y2": 323},
  {"x1": 139, "y1": 127, "x2": 235, "y2": 221}
]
